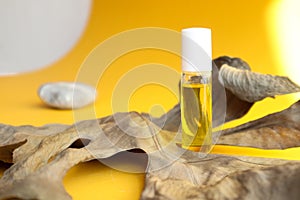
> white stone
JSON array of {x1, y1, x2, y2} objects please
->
[{"x1": 38, "y1": 82, "x2": 97, "y2": 109}]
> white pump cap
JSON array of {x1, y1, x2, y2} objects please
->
[{"x1": 182, "y1": 28, "x2": 212, "y2": 72}]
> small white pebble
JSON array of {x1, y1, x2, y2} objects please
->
[{"x1": 38, "y1": 82, "x2": 97, "y2": 109}]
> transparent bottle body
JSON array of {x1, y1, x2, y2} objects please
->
[{"x1": 181, "y1": 71, "x2": 212, "y2": 152}]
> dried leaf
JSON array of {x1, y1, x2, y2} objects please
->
[
  {"x1": 0, "y1": 112, "x2": 300, "y2": 199},
  {"x1": 142, "y1": 156, "x2": 300, "y2": 200},
  {"x1": 152, "y1": 100, "x2": 300, "y2": 150},
  {"x1": 0, "y1": 113, "x2": 176, "y2": 199},
  {"x1": 219, "y1": 64, "x2": 300, "y2": 102},
  {"x1": 0, "y1": 123, "x2": 68, "y2": 163},
  {"x1": 214, "y1": 56, "x2": 252, "y2": 71},
  {"x1": 213, "y1": 56, "x2": 254, "y2": 122},
  {"x1": 1, "y1": 56, "x2": 300, "y2": 199},
  {"x1": 218, "y1": 100, "x2": 300, "y2": 149}
]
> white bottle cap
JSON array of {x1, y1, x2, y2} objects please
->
[{"x1": 182, "y1": 28, "x2": 212, "y2": 72}]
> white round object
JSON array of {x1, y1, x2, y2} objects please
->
[
  {"x1": 0, "y1": 0, "x2": 92, "y2": 75},
  {"x1": 38, "y1": 82, "x2": 97, "y2": 109}
]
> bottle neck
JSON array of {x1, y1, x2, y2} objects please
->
[{"x1": 181, "y1": 71, "x2": 211, "y2": 84}]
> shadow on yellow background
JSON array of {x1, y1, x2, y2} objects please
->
[{"x1": 1, "y1": 0, "x2": 300, "y2": 199}]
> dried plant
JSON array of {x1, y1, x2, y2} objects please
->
[{"x1": 1, "y1": 56, "x2": 300, "y2": 200}]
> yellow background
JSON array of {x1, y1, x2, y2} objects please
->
[{"x1": 1, "y1": 0, "x2": 300, "y2": 199}]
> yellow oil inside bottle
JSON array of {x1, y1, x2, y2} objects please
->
[{"x1": 181, "y1": 82, "x2": 212, "y2": 152}]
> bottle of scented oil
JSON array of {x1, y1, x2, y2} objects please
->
[{"x1": 181, "y1": 28, "x2": 212, "y2": 152}]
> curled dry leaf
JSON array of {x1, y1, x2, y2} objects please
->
[
  {"x1": 213, "y1": 56, "x2": 254, "y2": 122},
  {"x1": 219, "y1": 64, "x2": 300, "y2": 102},
  {"x1": 213, "y1": 56, "x2": 300, "y2": 121}
]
